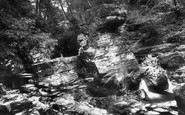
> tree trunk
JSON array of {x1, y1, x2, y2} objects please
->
[
  {"x1": 58, "y1": 0, "x2": 70, "y2": 21},
  {"x1": 66, "y1": 0, "x2": 73, "y2": 19},
  {"x1": 173, "y1": 0, "x2": 177, "y2": 6},
  {"x1": 86, "y1": 0, "x2": 92, "y2": 7},
  {"x1": 36, "y1": 0, "x2": 39, "y2": 17}
]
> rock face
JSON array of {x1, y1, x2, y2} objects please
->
[
  {"x1": 33, "y1": 56, "x2": 78, "y2": 77},
  {"x1": 92, "y1": 34, "x2": 139, "y2": 75},
  {"x1": 86, "y1": 4, "x2": 127, "y2": 34},
  {"x1": 173, "y1": 84, "x2": 185, "y2": 115},
  {"x1": 0, "y1": 93, "x2": 32, "y2": 115},
  {"x1": 32, "y1": 56, "x2": 100, "y2": 94},
  {"x1": 83, "y1": 33, "x2": 141, "y2": 96}
]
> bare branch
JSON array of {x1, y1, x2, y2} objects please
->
[
  {"x1": 86, "y1": 0, "x2": 92, "y2": 7},
  {"x1": 58, "y1": 0, "x2": 70, "y2": 21}
]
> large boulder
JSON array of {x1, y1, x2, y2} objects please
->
[
  {"x1": 139, "y1": 54, "x2": 172, "y2": 92},
  {"x1": 171, "y1": 66, "x2": 185, "y2": 83},
  {"x1": 158, "y1": 53, "x2": 185, "y2": 71},
  {"x1": 84, "y1": 33, "x2": 141, "y2": 95},
  {"x1": 173, "y1": 84, "x2": 185, "y2": 115}
]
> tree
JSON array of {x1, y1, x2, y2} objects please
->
[{"x1": 0, "y1": 0, "x2": 56, "y2": 74}]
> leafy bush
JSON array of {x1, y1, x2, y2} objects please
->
[
  {"x1": 128, "y1": 0, "x2": 158, "y2": 8},
  {"x1": 0, "y1": 9, "x2": 57, "y2": 73}
]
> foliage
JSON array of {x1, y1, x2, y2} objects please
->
[
  {"x1": 29, "y1": 33, "x2": 57, "y2": 62},
  {"x1": 1, "y1": 0, "x2": 185, "y2": 115},
  {"x1": 127, "y1": 0, "x2": 159, "y2": 8},
  {"x1": 52, "y1": 2, "x2": 126, "y2": 58},
  {"x1": 35, "y1": 0, "x2": 64, "y2": 34},
  {"x1": 141, "y1": 54, "x2": 165, "y2": 77},
  {"x1": 0, "y1": 3, "x2": 56, "y2": 73}
]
